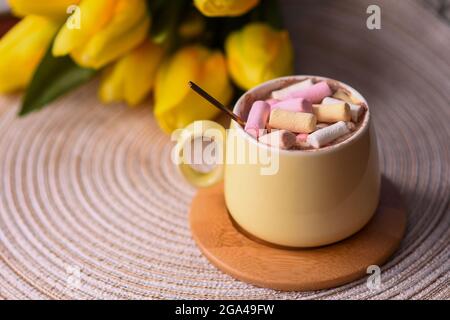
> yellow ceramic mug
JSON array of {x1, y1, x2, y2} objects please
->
[{"x1": 175, "y1": 75, "x2": 380, "y2": 247}]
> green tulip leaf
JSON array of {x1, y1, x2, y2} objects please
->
[{"x1": 19, "y1": 44, "x2": 97, "y2": 116}]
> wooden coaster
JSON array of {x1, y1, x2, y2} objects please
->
[{"x1": 190, "y1": 176, "x2": 407, "y2": 291}]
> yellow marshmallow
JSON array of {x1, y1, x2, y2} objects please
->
[
  {"x1": 312, "y1": 102, "x2": 351, "y2": 123},
  {"x1": 269, "y1": 109, "x2": 316, "y2": 133},
  {"x1": 333, "y1": 89, "x2": 361, "y2": 104}
]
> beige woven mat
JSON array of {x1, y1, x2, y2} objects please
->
[{"x1": 0, "y1": 0, "x2": 449, "y2": 299}]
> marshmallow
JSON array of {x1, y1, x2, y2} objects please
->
[
  {"x1": 322, "y1": 97, "x2": 343, "y2": 105},
  {"x1": 271, "y1": 98, "x2": 312, "y2": 113},
  {"x1": 288, "y1": 81, "x2": 333, "y2": 103},
  {"x1": 296, "y1": 140, "x2": 311, "y2": 149},
  {"x1": 322, "y1": 97, "x2": 363, "y2": 122},
  {"x1": 259, "y1": 130, "x2": 296, "y2": 149},
  {"x1": 295, "y1": 134, "x2": 311, "y2": 149},
  {"x1": 245, "y1": 101, "x2": 270, "y2": 138},
  {"x1": 271, "y1": 79, "x2": 313, "y2": 100},
  {"x1": 265, "y1": 98, "x2": 279, "y2": 107},
  {"x1": 346, "y1": 121, "x2": 356, "y2": 131},
  {"x1": 307, "y1": 121, "x2": 350, "y2": 148},
  {"x1": 296, "y1": 133, "x2": 308, "y2": 142},
  {"x1": 312, "y1": 102, "x2": 351, "y2": 123},
  {"x1": 316, "y1": 123, "x2": 329, "y2": 130},
  {"x1": 269, "y1": 109, "x2": 317, "y2": 133},
  {"x1": 333, "y1": 89, "x2": 361, "y2": 104}
]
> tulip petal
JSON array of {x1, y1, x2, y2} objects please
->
[
  {"x1": 225, "y1": 23, "x2": 293, "y2": 90},
  {"x1": 52, "y1": 0, "x2": 117, "y2": 57},
  {"x1": 74, "y1": 18, "x2": 150, "y2": 70},
  {"x1": 98, "y1": 64, "x2": 125, "y2": 104},
  {"x1": 155, "y1": 46, "x2": 209, "y2": 115},
  {"x1": 99, "y1": 39, "x2": 164, "y2": 106},
  {"x1": 154, "y1": 45, "x2": 232, "y2": 133},
  {"x1": 123, "y1": 41, "x2": 164, "y2": 106},
  {"x1": 71, "y1": 0, "x2": 150, "y2": 69},
  {"x1": 8, "y1": 0, "x2": 81, "y2": 19},
  {"x1": 194, "y1": 0, "x2": 260, "y2": 17},
  {"x1": 0, "y1": 16, "x2": 59, "y2": 92}
]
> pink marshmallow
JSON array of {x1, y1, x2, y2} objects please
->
[
  {"x1": 288, "y1": 81, "x2": 333, "y2": 103},
  {"x1": 271, "y1": 98, "x2": 312, "y2": 113},
  {"x1": 296, "y1": 133, "x2": 308, "y2": 142},
  {"x1": 245, "y1": 101, "x2": 270, "y2": 138},
  {"x1": 265, "y1": 98, "x2": 279, "y2": 107}
]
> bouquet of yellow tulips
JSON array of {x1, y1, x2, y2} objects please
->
[{"x1": 0, "y1": 0, "x2": 293, "y2": 133}]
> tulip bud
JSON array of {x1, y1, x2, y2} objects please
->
[
  {"x1": 225, "y1": 23, "x2": 294, "y2": 90},
  {"x1": 99, "y1": 39, "x2": 164, "y2": 106},
  {"x1": 0, "y1": 16, "x2": 59, "y2": 93},
  {"x1": 194, "y1": 0, "x2": 260, "y2": 17},
  {"x1": 53, "y1": 0, "x2": 150, "y2": 69},
  {"x1": 154, "y1": 45, "x2": 233, "y2": 133},
  {"x1": 8, "y1": 0, "x2": 81, "y2": 20}
]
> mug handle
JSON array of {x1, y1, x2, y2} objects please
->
[{"x1": 174, "y1": 120, "x2": 226, "y2": 188}]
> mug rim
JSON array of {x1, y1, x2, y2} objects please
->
[{"x1": 232, "y1": 75, "x2": 371, "y2": 157}]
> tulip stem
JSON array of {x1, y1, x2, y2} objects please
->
[{"x1": 188, "y1": 81, "x2": 246, "y2": 126}]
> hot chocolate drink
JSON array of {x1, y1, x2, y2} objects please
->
[{"x1": 242, "y1": 77, "x2": 367, "y2": 150}]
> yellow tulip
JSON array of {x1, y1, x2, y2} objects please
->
[
  {"x1": 53, "y1": 0, "x2": 150, "y2": 69},
  {"x1": 194, "y1": 0, "x2": 259, "y2": 17},
  {"x1": 99, "y1": 39, "x2": 164, "y2": 106},
  {"x1": 154, "y1": 45, "x2": 232, "y2": 133},
  {"x1": 0, "y1": 16, "x2": 59, "y2": 93},
  {"x1": 225, "y1": 23, "x2": 293, "y2": 90},
  {"x1": 8, "y1": 0, "x2": 80, "y2": 20}
]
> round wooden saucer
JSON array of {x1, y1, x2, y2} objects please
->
[{"x1": 190, "y1": 176, "x2": 406, "y2": 291}]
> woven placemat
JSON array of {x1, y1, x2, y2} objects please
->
[{"x1": 0, "y1": 0, "x2": 449, "y2": 299}]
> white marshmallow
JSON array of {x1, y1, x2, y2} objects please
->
[
  {"x1": 346, "y1": 121, "x2": 356, "y2": 131},
  {"x1": 322, "y1": 97, "x2": 363, "y2": 122},
  {"x1": 271, "y1": 79, "x2": 314, "y2": 100},
  {"x1": 307, "y1": 121, "x2": 350, "y2": 148}
]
